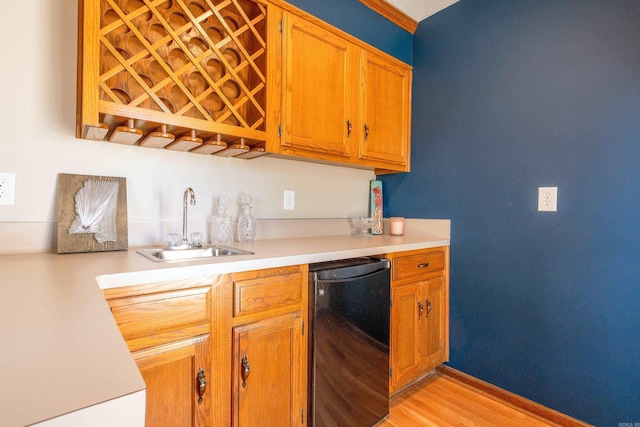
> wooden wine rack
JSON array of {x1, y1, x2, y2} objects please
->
[{"x1": 77, "y1": 0, "x2": 269, "y2": 155}]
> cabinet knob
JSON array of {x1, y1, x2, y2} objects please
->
[
  {"x1": 347, "y1": 120, "x2": 353, "y2": 137},
  {"x1": 197, "y1": 369, "x2": 206, "y2": 404},
  {"x1": 364, "y1": 124, "x2": 370, "y2": 142},
  {"x1": 418, "y1": 300, "x2": 424, "y2": 319},
  {"x1": 425, "y1": 299, "x2": 432, "y2": 318},
  {"x1": 241, "y1": 354, "x2": 251, "y2": 388}
]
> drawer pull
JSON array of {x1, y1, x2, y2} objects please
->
[
  {"x1": 364, "y1": 124, "x2": 370, "y2": 142},
  {"x1": 418, "y1": 300, "x2": 424, "y2": 320},
  {"x1": 347, "y1": 120, "x2": 353, "y2": 137},
  {"x1": 417, "y1": 262, "x2": 430, "y2": 268},
  {"x1": 241, "y1": 354, "x2": 250, "y2": 388},
  {"x1": 197, "y1": 369, "x2": 206, "y2": 404},
  {"x1": 425, "y1": 299, "x2": 432, "y2": 318}
]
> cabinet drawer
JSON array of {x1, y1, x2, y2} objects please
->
[
  {"x1": 233, "y1": 271, "x2": 303, "y2": 318},
  {"x1": 392, "y1": 248, "x2": 445, "y2": 283},
  {"x1": 108, "y1": 287, "x2": 211, "y2": 350}
]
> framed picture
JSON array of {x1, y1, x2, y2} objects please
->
[
  {"x1": 57, "y1": 173, "x2": 128, "y2": 253},
  {"x1": 370, "y1": 180, "x2": 383, "y2": 235}
]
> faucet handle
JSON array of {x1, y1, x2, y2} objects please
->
[
  {"x1": 167, "y1": 233, "x2": 180, "y2": 248},
  {"x1": 190, "y1": 232, "x2": 203, "y2": 248}
]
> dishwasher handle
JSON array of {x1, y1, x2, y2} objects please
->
[
  {"x1": 311, "y1": 258, "x2": 390, "y2": 282},
  {"x1": 312, "y1": 266, "x2": 389, "y2": 285}
]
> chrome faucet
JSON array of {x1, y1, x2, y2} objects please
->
[{"x1": 181, "y1": 187, "x2": 196, "y2": 248}]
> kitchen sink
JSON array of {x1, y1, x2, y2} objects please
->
[{"x1": 137, "y1": 245, "x2": 254, "y2": 262}]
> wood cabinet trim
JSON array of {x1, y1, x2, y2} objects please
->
[
  {"x1": 358, "y1": 0, "x2": 419, "y2": 34},
  {"x1": 267, "y1": 0, "x2": 413, "y2": 69},
  {"x1": 132, "y1": 334, "x2": 205, "y2": 368},
  {"x1": 103, "y1": 275, "x2": 223, "y2": 300}
]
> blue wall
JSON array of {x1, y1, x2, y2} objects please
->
[
  {"x1": 285, "y1": 0, "x2": 413, "y2": 65},
  {"x1": 380, "y1": 1, "x2": 640, "y2": 426}
]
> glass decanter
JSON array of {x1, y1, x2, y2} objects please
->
[
  {"x1": 209, "y1": 196, "x2": 233, "y2": 244},
  {"x1": 237, "y1": 193, "x2": 256, "y2": 243}
]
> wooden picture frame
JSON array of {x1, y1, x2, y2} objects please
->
[{"x1": 57, "y1": 173, "x2": 128, "y2": 253}]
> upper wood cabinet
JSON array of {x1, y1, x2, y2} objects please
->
[
  {"x1": 269, "y1": 9, "x2": 412, "y2": 173},
  {"x1": 276, "y1": 12, "x2": 358, "y2": 160},
  {"x1": 76, "y1": 0, "x2": 411, "y2": 170},
  {"x1": 77, "y1": 0, "x2": 271, "y2": 155},
  {"x1": 358, "y1": 50, "x2": 411, "y2": 170}
]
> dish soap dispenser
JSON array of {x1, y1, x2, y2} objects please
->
[
  {"x1": 209, "y1": 196, "x2": 233, "y2": 244},
  {"x1": 237, "y1": 193, "x2": 256, "y2": 243}
]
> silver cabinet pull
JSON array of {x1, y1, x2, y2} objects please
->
[
  {"x1": 347, "y1": 120, "x2": 352, "y2": 137},
  {"x1": 364, "y1": 124, "x2": 370, "y2": 141}
]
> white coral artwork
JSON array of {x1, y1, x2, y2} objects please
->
[{"x1": 68, "y1": 179, "x2": 119, "y2": 244}]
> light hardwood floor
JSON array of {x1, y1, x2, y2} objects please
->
[{"x1": 378, "y1": 373, "x2": 566, "y2": 427}]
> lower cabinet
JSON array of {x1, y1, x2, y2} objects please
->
[
  {"x1": 135, "y1": 335, "x2": 211, "y2": 427},
  {"x1": 104, "y1": 282, "x2": 214, "y2": 427},
  {"x1": 104, "y1": 266, "x2": 307, "y2": 427},
  {"x1": 104, "y1": 249, "x2": 449, "y2": 422},
  {"x1": 232, "y1": 312, "x2": 305, "y2": 426},
  {"x1": 389, "y1": 247, "x2": 450, "y2": 393},
  {"x1": 390, "y1": 282, "x2": 422, "y2": 389},
  {"x1": 230, "y1": 265, "x2": 308, "y2": 427}
]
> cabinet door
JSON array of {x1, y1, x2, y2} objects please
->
[
  {"x1": 422, "y1": 276, "x2": 448, "y2": 370},
  {"x1": 281, "y1": 12, "x2": 358, "y2": 159},
  {"x1": 134, "y1": 335, "x2": 211, "y2": 427},
  {"x1": 390, "y1": 283, "x2": 422, "y2": 391},
  {"x1": 359, "y1": 50, "x2": 411, "y2": 168},
  {"x1": 232, "y1": 311, "x2": 305, "y2": 427}
]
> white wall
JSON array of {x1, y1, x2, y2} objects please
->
[{"x1": 0, "y1": 0, "x2": 375, "y2": 253}]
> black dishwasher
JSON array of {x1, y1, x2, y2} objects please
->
[{"x1": 308, "y1": 257, "x2": 391, "y2": 427}]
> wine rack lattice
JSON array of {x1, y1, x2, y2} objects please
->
[{"x1": 98, "y1": 0, "x2": 267, "y2": 133}]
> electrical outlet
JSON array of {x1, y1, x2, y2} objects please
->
[
  {"x1": 538, "y1": 187, "x2": 557, "y2": 212},
  {"x1": 0, "y1": 172, "x2": 16, "y2": 205},
  {"x1": 284, "y1": 190, "x2": 295, "y2": 210}
]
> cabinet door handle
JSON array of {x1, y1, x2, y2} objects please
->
[
  {"x1": 197, "y1": 369, "x2": 206, "y2": 404},
  {"x1": 364, "y1": 124, "x2": 370, "y2": 142},
  {"x1": 241, "y1": 354, "x2": 250, "y2": 388},
  {"x1": 425, "y1": 299, "x2": 432, "y2": 318},
  {"x1": 417, "y1": 262, "x2": 430, "y2": 268},
  {"x1": 347, "y1": 120, "x2": 352, "y2": 137},
  {"x1": 418, "y1": 300, "x2": 424, "y2": 320}
]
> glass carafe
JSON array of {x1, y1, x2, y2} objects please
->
[
  {"x1": 237, "y1": 195, "x2": 256, "y2": 243},
  {"x1": 209, "y1": 196, "x2": 233, "y2": 244}
]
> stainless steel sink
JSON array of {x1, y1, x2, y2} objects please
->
[{"x1": 137, "y1": 245, "x2": 254, "y2": 262}]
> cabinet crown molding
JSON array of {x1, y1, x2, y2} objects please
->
[{"x1": 359, "y1": 0, "x2": 418, "y2": 34}]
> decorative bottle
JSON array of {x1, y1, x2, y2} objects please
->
[
  {"x1": 237, "y1": 194, "x2": 256, "y2": 243},
  {"x1": 209, "y1": 196, "x2": 232, "y2": 244}
]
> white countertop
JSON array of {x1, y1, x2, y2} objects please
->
[{"x1": 0, "y1": 225, "x2": 449, "y2": 426}]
